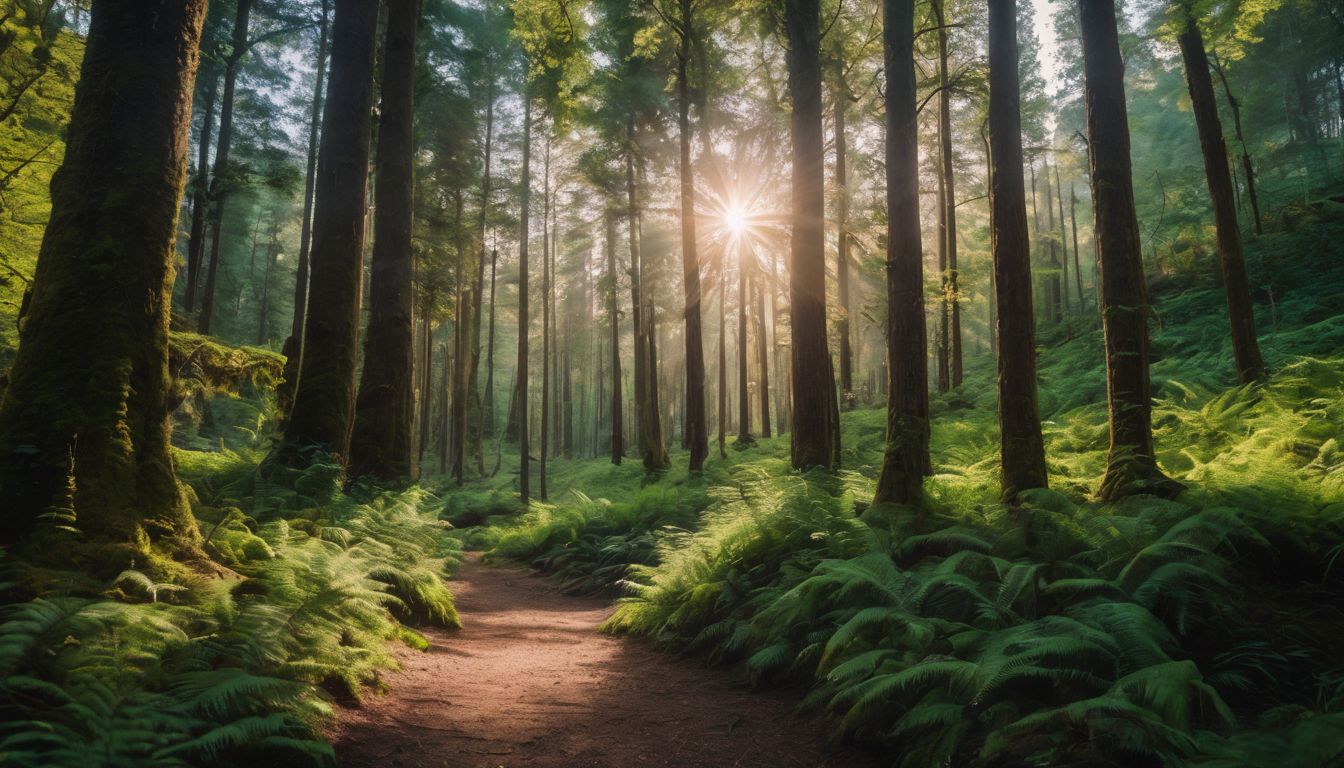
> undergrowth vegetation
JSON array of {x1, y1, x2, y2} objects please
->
[
  {"x1": 0, "y1": 346, "x2": 460, "y2": 767},
  {"x1": 483, "y1": 219, "x2": 1344, "y2": 765}
]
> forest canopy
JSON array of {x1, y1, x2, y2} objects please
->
[{"x1": 0, "y1": 0, "x2": 1342, "y2": 765}]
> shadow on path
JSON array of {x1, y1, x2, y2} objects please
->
[{"x1": 329, "y1": 553, "x2": 872, "y2": 768}]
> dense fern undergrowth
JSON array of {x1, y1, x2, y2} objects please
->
[
  {"x1": 476, "y1": 215, "x2": 1344, "y2": 765},
  {"x1": 0, "y1": 339, "x2": 461, "y2": 767}
]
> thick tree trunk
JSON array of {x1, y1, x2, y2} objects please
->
[
  {"x1": 517, "y1": 95, "x2": 532, "y2": 502},
  {"x1": 677, "y1": 0, "x2": 709, "y2": 471},
  {"x1": 280, "y1": 0, "x2": 331, "y2": 413},
  {"x1": 1178, "y1": 19, "x2": 1266, "y2": 384},
  {"x1": 1080, "y1": 0, "x2": 1180, "y2": 501},
  {"x1": 349, "y1": 0, "x2": 419, "y2": 481},
  {"x1": 784, "y1": 0, "x2": 838, "y2": 471},
  {"x1": 183, "y1": 70, "x2": 218, "y2": 315},
  {"x1": 833, "y1": 69, "x2": 853, "y2": 398},
  {"x1": 0, "y1": 0, "x2": 208, "y2": 555},
  {"x1": 873, "y1": 0, "x2": 928, "y2": 504},
  {"x1": 198, "y1": 0, "x2": 253, "y2": 336},
  {"x1": 281, "y1": 0, "x2": 380, "y2": 464},
  {"x1": 987, "y1": 0, "x2": 1047, "y2": 500}
]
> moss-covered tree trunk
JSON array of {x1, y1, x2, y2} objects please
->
[
  {"x1": 1178, "y1": 18, "x2": 1266, "y2": 385},
  {"x1": 0, "y1": 0, "x2": 209, "y2": 558},
  {"x1": 1079, "y1": 0, "x2": 1181, "y2": 501},
  {"x1": 281, "y1": 0, "x2": 379, "y2": 465},
  {"x1": 987, "y1": 0, "x2": 1047, "y2": 501},
  {"x1": 350, "y1": 0, "x2": 420, "y2": 482},
  {"x1": 874, "y1": 0, "x2": 928, "y2": 505},
  {"x1": 784, "y1": 0, "x2": 839, "y2": 471}
]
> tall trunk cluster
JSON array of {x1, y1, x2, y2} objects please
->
[{"x1": 280, "y1": 0, "x2": 380, "y2": 464}]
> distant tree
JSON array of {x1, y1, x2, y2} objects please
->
[
  {"x1": 874, "y1": 0, "x2": 928, "y2": 504},
  {"x1": 987, "y1": 0, "x2": 1047, "y2": 500},
  {"x1": 0, "y1": 0, "x2": 209, "y2": 555}
]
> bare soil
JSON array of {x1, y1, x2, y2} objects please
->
[{"x1": 329, "y1": 553, "x2": 872, "y2": 768}]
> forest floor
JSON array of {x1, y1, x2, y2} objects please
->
[{"x1": 327, "y1": 553, "x2": 869, "y2": 768}]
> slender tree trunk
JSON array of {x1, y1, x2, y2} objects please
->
[
  {"x1": 1044, "y1": 161, "x2": 1063, "y2": 319},
  {"x1": 935, "y1": 0, "x2": 962, "y2": 388},
  {"x1": 517, "y1": 95, "x2": 532, "y2": 502},
  {"x1": 1055, "y1": 163, "x2": 1072, "y2": 316},
  {"x1": 280, "y1": 0, "x2": 380, "y2": 464},
  {"x1": 833, "y1": 68, "x2": 854, "y2": 398},
  {"x1": 198, "y1": 0, "x2": 253, "y2": 335},
  {"x1": 629, "y1": 145, "x2": 667, "y2": 469},
  {"x1": 1080, "y1": 0, "x2": 1180, "y2": 501},
  {"x1": 676, "y1": 0, "x2": 709, "y2": 471},
  {"x1": 1178, "y1": 19, "x2": 1266, "y2": 384},
  {"x1": 987, "y1": 0, "x2": 1047, "y2": 500},
  {"x1": 874, "y1": 0, "x2": 928, "y2": 504},
  {"x1": 472, "y1": 81, "x2": 495, "y2": 474},
  {"x1": 419, "y1": 306, "x2": 432, "y2": 457},
  {"x1": 606, "y1": 209, "x2": 623, "y2": 464},
  {"x1": 256, "y1": 215, "x2": 278, "y2": 345},
  {"x1": 438, "y1": 342, "x2": 451, "y2": 473},
  {"x1": 483, "y1": 248, "x2": 498, "y2": 440},
  {"x1": 717, "y1": 257, "x2": 727, "y2": 458},
  {"x1": 183, "y1": 71, "x2": 217, "y2": 314},
  {"x1": 540, "y1": 137, "x2": 552, "y2": 494},
  {"x1": 784, "y1": 0, "x2": 838, "y2": 470},
  {"x1": 755, "y1": 269, "x2": 771, "y2": 438},
  {"x1": 1070, "y1": 183, "x2": 1084, "y2": 310},
  {"x1": 935, "y1": 144, "x2": 950, "y2": 393},
  {"x1": 451, "y1": 192, "x2": 469, "y2": 482},
  {"x1": 0, "y1": 0, "x2": 208, "y2": 553},
  {"x1": 349, "y1": 0, "x2": 419, "y2": 481},
  {"x1": 279, "y1": 0, "x2": 330, "y2": 412},
  {"x1": 737, "y1": 249, "x2": 751, "y2": 442}
]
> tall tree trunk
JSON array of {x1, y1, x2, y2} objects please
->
[
  {"x1": 183, "y1": 70, "x2": 218, "y2": 315},
  {"x1": 784, "y1": 0, "x2": 838, "y2": 470},
  {"x1": 935, "y1": 0, "x2": 962, "y2": 389},
  {"x1": 451, "y1": 192, "x2": 469, "y2": 482},
  {"x1": 833, "y1": 67, "x2": 854, "y2": 398},
  {"x1": 1178, "y1": 18, "x2": 1266, "y2": 384},
  {"x1": 677, "y1": 0, "x2": 709, "y2": 471},
  {"x1": 717, "y1": 256, "x2": 727, "y2": 458},
  {"x1": 1044, "y1": 161, "x2": 1063, "y2": 318},
  {"x1": 1055, "y1": 163, "x2": 1072, "y2": 316},
  {"x1": 279, "y1": 0, "x2": 331, "y2": 412},
  {"x1": 874, "y1": 0, "x2": 928, "y2": 504},
  {"x1": 630, "y1": 143, "x2": 667, "y2": 470},
  {"x1": 935, "y1": 143, "x2": 950, "y2": 393},
  {"x1": 737, "y1": 251, "x2": 751, "y2": 442},
  {"x1": 280, "y1": 0, "x2": 380, "y2": 465},
  {"x1": 987, "y1": 0, "x2": 1047, "y2": 500},
  {"x1": 540, "y1": 137, "x2": 552, "y2": 494},
  {"x1": 517, "y1": 94, "x2": 532, "y2": 502},
  {"x1": 0, "y1": 0, "x2": 208, "y2": 554},
  {"x1": 483, "y1": 248, "x2": 498, "y2": 441},
  {"x1": 1080, "y1": 0, "x2": 1180, "y2": 501},
  {"x1": 257, "y1": 215, "x2": 279, "y2": 345},
  {"x1": 1070, "y1": 182, "x2": 1084, "y2": 310},
  {"x1": 198, "y1": 0, "x2": 253, "y2": 335},
  {"x1": 607, "y1": 210, "x2": 623, "y2": 464},
  {"x1": 755, "y1": 269, "x2": 771, "y2": 438},
  {"x1": 419, "y1": 306, "x2": 432, "y2": 458},
  {"x1": 471, "y1": 80, "x2": 495, "y2": 474},
  {"x1": 350, "y1": 0, "x2": 419, "y2": 481},
  {"x1": 1210, "y1": 54, "x2": 1264, "y2": 235}
]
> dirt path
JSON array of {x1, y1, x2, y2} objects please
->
[{"x1": 329, "y1": 554, "x2": 870, "y2": 768}]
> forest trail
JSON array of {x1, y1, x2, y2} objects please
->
[{"x1": 329, "y1": 553, "x2": 867, "y2": 768}]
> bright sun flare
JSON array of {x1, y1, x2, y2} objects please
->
[{"x1": 723, "y1": 207, "x2": 748, "y2": 236}]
